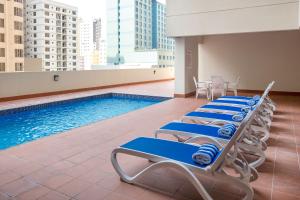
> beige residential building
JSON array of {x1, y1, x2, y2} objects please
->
[{"x1": 0, "y1": 0, "x2": 24, "y2": 72}]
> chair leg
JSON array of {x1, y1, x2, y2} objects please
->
[
  {"x1": 234, "y1": 89, "x2": 238, "y2": 96},
  {"x1": 206, "y1": 89, "x2": 210, "y2": 100}
]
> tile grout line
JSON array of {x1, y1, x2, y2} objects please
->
[
  {"x1": 270, "y1": 128, "x2": 279, "y2": 200},
  {"x1": 291, "y1": 113, "x2": 300, "y2": 172}
]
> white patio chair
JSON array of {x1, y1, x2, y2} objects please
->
[
  {"x1": 193, "y1": 76, "x2": 210, "y2": 99},
  {"x1": 210, "y1": 76, "x2": 226, "y2": 100},
  {"x1": 227, "y1": 76, "x2": 240, "y2": 96}
]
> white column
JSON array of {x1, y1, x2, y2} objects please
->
[{"x1": 174, "y1": 36, "x2": 200, "y2": 97}]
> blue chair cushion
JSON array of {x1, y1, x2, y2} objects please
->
[
  {"x1": 186, "y1": 111, "x2": 237, "y2": 122},
  {"x1": 212, "y1": 100, "x2": 250, "y2": 105},
  {"x1": 160, "y1": 122, "x2": 231, "y2": 140},
  {"x1": 219, "y1": 96, "x2": 253, "y2": 100},
  {"x1": 201, "y1": 105, "x2": 243, "y2": 112},
  {"x1": 121, "y1": 137, "x2": 222, "y2": 168}
]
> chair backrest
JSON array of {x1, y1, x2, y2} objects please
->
[
  {"x1": 193, "y1": 76, "x2": 198, "y2": 88},
  {"x1": 209, "y1": 81, "x2": 275, "y2": 172},
  {"x1": 211, "y1": 75, "x2": 225, "y2": 89},
  {"x1": 235, "y1": 76, "x2": 240, "y2": 85}
]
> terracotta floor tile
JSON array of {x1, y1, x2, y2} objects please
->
[
  {"x1": 112, "y1": 183, "x2": 147, "y2": 199},
  {"x1": 79, "y1": 156, "x2": 106, "y2": 171},
  {"x1": 40, "y1": 174, "x2": 73, "y2": 190},
  {"x1": 0, "y1": 192, "x2": 11, "y2": 200},
  {"x1": 0, "y1": 171, "x2": 22, "y2": 187},
  {"x1": 96, "y1": 174, "x2": 122, "y2": 191},
  {"x1": 272, "y1": 190, "x2": 300, "y2": 200},
  {"x1": 77, "y1": 168, "x2": 112, "y2": 184},
  {"x1": 16, "y1": 185, "x2": 50, "y2": 200},
  {"x1": 253, "y1": 187, "x2": 271, "y2": 200},
  {"x1": 12, "y1": 162, "x2": 44, "y2": 176},
  {"x1": 63, "y1": 165, "x2": 88, "y2": 178},
  {"x1": 37, "y1": 191, "x2": 69, "y2": 200},
  {"x1": 0, "y1": 178, "x2": 38, "y2": 197},
  {"x1": 74, "y1": 185, "x2": 112, "y2": 200},
  {"x1": 56, "y1": 179, "x2": 91, "y2": 197},
  {"x1": 142, "y1": 190, "x2": 174, "y2": 200},
  {"x1": 44, "y1": 160, "x2": 75, "y2": 175},
  {"x1": 103, "y1": 192, "x2": 139, "y2": 200},
  {"x1": 25, "y1": 168, "x2": 59, "y2": 184},
  {"x1": 66, "y1": 151, "x2": 98, "y2": 164},
  {"x1": 0, "y1": 155, "x2": 27, "y2": 171}
]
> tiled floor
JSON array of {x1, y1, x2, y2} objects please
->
[{"x1": 0, "y1": 81, "x2": 299, "y2": 200}]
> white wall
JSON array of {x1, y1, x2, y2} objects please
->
[
  {"x1": 174, "y1": 37, "x2": 200, "y2": 95},
  {"x1": 167, "y1": 0, "x2": 300, "y2": 37},
  {"x1": 198, "y1": 30, "x2": 300, "y2": 92},
  {"x1": 0, "y1": 68, "x2": 174, "y2": 98}
]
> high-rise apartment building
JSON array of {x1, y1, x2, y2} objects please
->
[
  {"x1": 93, "y1": 18, "x2": 101, "y2": 50},
  {"x1": 152, "y1": 1, "x2": 174, "y2": 51},
  {"x1": 0, "y1": 0, "x2": 24, "y2": 72},
  {"x1": 107, "y1": 0, "x2": 174, "y2": 67},
  {"x1": 25, "y1": 0, "x2": 79, "y2": 71},
  {"x1": 78, "y1": 18, "x2": 92, "y2": 69}
]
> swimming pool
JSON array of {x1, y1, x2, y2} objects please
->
[{"x1": 0, "y1": 93, "x2": 170, "y2": 150}]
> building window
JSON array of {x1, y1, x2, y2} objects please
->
[
  {"x1": 0, "y1": 63, "x2": 5, "y2": 71},
  {"x1": 14, "y1": 35, "x2": 22, "y2": 44},
  {"x1": 15, "y1": 49, "x2": 23, "y2": 57},
  {"x1": 14, "y1": 7, "x2": 23, "y2": 17},
  {"x1": 0, "y1": 48, "x2": 5, "y2": 57},
  {"x1": 15, "y1": 63, "x2": 23, "y2": 71},
  {"x1": 0, "y1": 34, "x2": 4, "y2": 42},
  {"x1": 0, "y1": 4, "x2": 4, "y2": 13},
  {"x1": 14, "y1": 0, "x2": 23, "y2": 3},
  {"x1": 14, "y1": 21, "x2": 22, "y2": 30},
  {"x1": 45, "y1": 4, "x2": 49, "y2": 9},
  {"x1": 0, "y1": 18, "x2": 4, "y2": 28}
]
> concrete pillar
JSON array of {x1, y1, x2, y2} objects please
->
[{"x1": 174, "y1": 36, "x2": 200, "y2": 97}]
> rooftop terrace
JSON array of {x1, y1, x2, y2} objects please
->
[{"x1": 0, "y1": 80, "x2": 299, "y2": 200}]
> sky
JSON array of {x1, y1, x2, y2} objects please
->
[{"x1": 59, "y1": 0, "x2": 166, "y2": 21}]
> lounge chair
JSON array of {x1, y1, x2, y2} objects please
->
[
  {"x1": 155, "y1": 121, "x2": 266, "y2": 169},
  {"x1": 214, "y1": 97, "x2": 274, "y2": 118},
  {"x1": 218, "y1": 95, "x2": 276, "y2": 112},
  {"x1": 111, "y1": 133, "x2": 256, "y2": 200},
  {"x1": 195, "y1": 104, "x2": 271, "y2": 142},
  {"x1": 208, "y1": 81, "x2": 276, "y2": 115}
]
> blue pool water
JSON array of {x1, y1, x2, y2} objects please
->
[{"x1": 0, "y1": 93, "x2": 169, "y2": 150}]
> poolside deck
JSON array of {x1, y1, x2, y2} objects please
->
[{"x1": 0, "y1": 80, "x2": 299, "y2": 200}]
